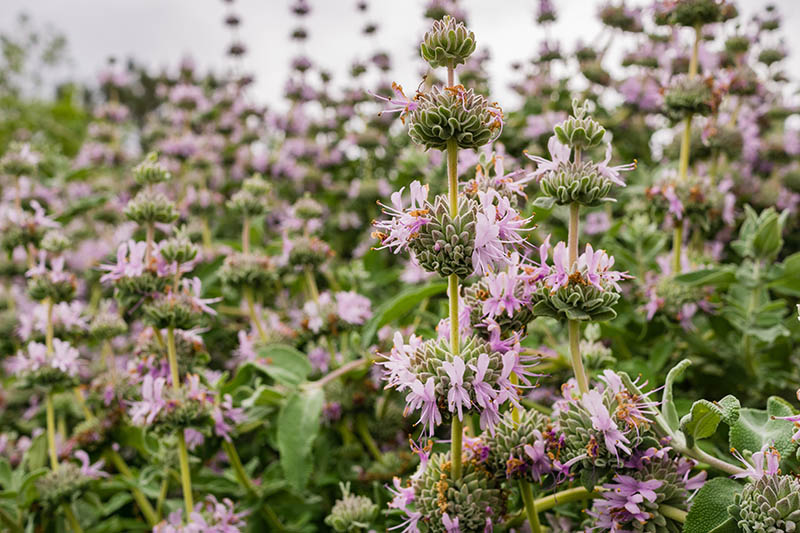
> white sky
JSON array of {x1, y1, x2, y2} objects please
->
[{"x1": 4, "y1": 0, "x2": 800, "y2": 109}]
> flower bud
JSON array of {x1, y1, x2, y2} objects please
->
[
  {"x1": 729, "y1": 475, "x2": 800, "y2": 532},
  {"x1": 35, "y1": 463, "x2": 91, "y2": 508},
  {"x1": 324, "y1": 482, "x2": 379, "y2": 532},
  {"x1": 219, "y1": 252, "x2": 275, "y2": 291},
  {"x1": 40, "y1": 231, "x2": 71, "y2": 254},
  {"x1": 657, "y1": 0, "x2": 727, "y2": 27},
  {"x1": 124, "y1": 190, "x2": 179, "y2": 225},
  {"x1": 554, "y1": 100, "x2": 606, "y2": 150},
  {"x1": 133, "y1": 152, "x2": 171, "y2": 186},
  {"x1": 293, "y1": 194, "x2": 324, "y2": 220},
  {"x1": 408, "y1": 85, "x2": 500, "y2": 151},
  {"x1": 287, "y1": 236, "x2": 333, "y2": 270},
  {"x1": 663, "y1": 76, "x2": 717, "y2": 121},
  {"x1": 412, "y1": 451, "x2": 505, "y2": 532},
  {"x1": 420, "y1": 15, "x2": 476, "y2": 69},
  {"x1": 410, "y1": 195, "x2": 476, "y2": 279}
]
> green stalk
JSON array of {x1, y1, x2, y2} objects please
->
[
  {"x1": 63, "y1": 503, "x2": 83, "y2": 533},
  {"x1": 46, "y1": 392, "x2": 58, "y2": 470},
  {"x1": 533, "y1": 485, "x2": 601, "y2": 512},
  {"x1": 166, "y1": 326, "x2": 194, "y2": 520},
  {"x1": 176, "y1": 434, "x2": 194, "y2": 518},
  {"x1": 222, "y1": 441, "x2": 286, "y2": 531},
  {"x1": 156, "y1": 477, "x2": 169, "y2": 520},
  {"x1": 519, "y1": 481, "x2": 542, "y2": 533},
  {"x1": 672, "y1": 25, "x2": 701, "y2": 273},
  {"x1": 659, "y1": 504, "x2": 687, "y2": 523},
  {"x1": 105, "y1": 449, "x2": 158, "y2": 526},
  {"x1": 742, "y1": 261, "x2": 760, "y2": 377},
  {"x1": 567, "y1": 200, "x2": 589, "y2": 395},
  {"x1": 446, "y1": 128, "x2": 462, "y2": 479},
  {"x1": 355, "y1": 414, "x2": 383, "y2": 462},
  {"x1": 242, "y1": 216, "x2": 250, "y2": 255},
  {"x1": 166, "y1": 327, "x2": 181, "y2": 389},
  {"x1": 244, "y1": 287, "x2": 268, "y2": 343}
]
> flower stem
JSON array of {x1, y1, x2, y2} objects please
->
[
  {"x1": 659, "y1": 504, "x2": 687, "y2": 523},
  {"x1": 176, "y1": 433, "x2": 194, "y2": 519},
  {"x1": 46, "y1": 392, "x2": 58, "y2": 470},
  {"x1": 156, "y1": 476, "x2": 169, "y2": 520},
  {"x1": 305, "y1": 268, "x2": 319, "y2": 302},
  {"x1": 355, "y1": 414, "x2": 383, "y2": 462},
  {"x1": 63, "y1": 503, "x2": 83, "y2": 533},
  {"x1": 166, "y1": 326, "x2": 181, "y2": 389},
  {"x1": 145, "y1": 222, "x2": 155, "y2": 265},
  {"x1": 446, "y1": 128, "x2": 462, "y2": 480},
  {"x1": 568, "y1": 320, "x2": 589, "y2": 395},
  {"x1": 672, "y1": 25, "x2": 700, "y2": 273},
  {"x1": 242, "y1": 216, "x2": 250, "y2": 255},
  {"x1": 450, "y1": 418, "x2": 463, "y2": 480},
  {"x1": 567, "y1": 202, "x2": 589, "y2": 395},
  {"x1": 533, "y1": 485, "x2": 601, "y2": 512},
  {"x1": 105, "y1": 449, "x2": 158, "y2": 526},
  {"x1": 244, "y1": 287, "x2": 268, "y2": 343},
  {"x1": 44, "y1": 297, "x2": 55, "y2": 355},
  {"x1": 306, "y1": 357, "x2": 370, "y2": 389},
  {"x1": 222, "y1": 440, "x2": 256, "y2": 494},
  {"x1": 520, "y1": 481, "x2": 542, "y2": 533}
]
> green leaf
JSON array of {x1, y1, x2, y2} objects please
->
[
  {"x1": 684, "y1": 478, "x2": 743, "y2": 533},
  {"x1": 360, "y1": 282, "x2": 447, "y2": 348},
  {"x1": 662, "y1": 359, "x2": 691, "y2": 432},
  {"x1": 258, "y1": 344, "x2": 312, "y2": 386},
  {"x1": 277, "y1": 388, "x2": 324, "y2": 490},
  {"x1": 729, "y1": 396, "x2": 798, "y2": 458},
  {"x1": 680, "y1": 395, "x2": 740, "y2": 447},
  {"x1": 673, "y1": 268, "x2": 735, "y2": 287}
]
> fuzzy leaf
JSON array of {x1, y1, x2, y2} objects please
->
[
  {"x1": 680, "y1": 395, "x2": 740, "y2": 447},
  {"x1": 662, "y1": 359, "x2": 691, "y2": 432},
  {"x1": 277, "y1": 388, "x2": 324, "y2": 490},
  {"x1": 729, "y1": 396, "x2": 798, "y2": 458},
  {"x1": 258, "y1": 344, "x2": 312, "y2": 386},
  {"x1": 684, "y1": 478, "x2": 743, "y2": 533},
  {"x1": 360, "y1": 282, "x2": 447, "y2": 348}
]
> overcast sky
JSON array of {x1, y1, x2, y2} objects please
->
[{"x1": 4, "y1": 0, "x2": 800, "y2": 109}]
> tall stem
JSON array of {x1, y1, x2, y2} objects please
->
[
  {"x1": 46, "y1": 392, "x2": 58, "y2": 469},
  {"x1": 176, "y1": 433, "x2": 194, "y2": 518},
  {"x1": 520, "y1": 481, "x2": 542, "y2": 533},
  {"x1": 445, "y1": 123, "x2": 462, "y2": 480},
  {"x1": 63, "y1": 504, "x2": 83, "y2": 533},
  {"x1": 659, "y1": 504, "x2": 687, "y2": 523},
  {"x1": 567, "y1": 201, "x2": 589, "y2": 395},
  {"x1": 242, "y1": 216, "x2": 250, "y2": 255},
  {"x1": 533, "y1": 486, "x2": 601, "y2": 512},
  {"x1": 166, "y1": 327, "x2": 181, "y2": 389},
  {"x1": 145, "y1": 222, "x2": 155, "y2": 265},
  {"x1": 244, "y1": 287, "x2": 268, "y2": 343},
  {"x1": 672, "y1": 25, "x2": 701, "y2": 273},
  {"x1": 105, "y1": 449, "x2": 158, "y2": 526}
]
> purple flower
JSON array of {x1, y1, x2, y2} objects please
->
[
  {"x1": 469, "y1": 352, "x2": 497, "y2": 411},
  {"x1": 442, "y1": 356, "x2": 471, "y2": 421},
  {"x1": 442, "y1": 513, "x2": 461, "y2": 533},
  {"x1": 51, "y1": 339, "x2": 81, "y2": 376},
  {"x1": 404, "y1": 377, "x2": 441, "y2": 436},
  {"x1": 596, "y1": 143, "x2": 635, "y2": 186},
  {"x1": 582, "y1": 389, "x2": 631, "y2": 460},
  {"x1": 181, "y1": 277, "x2": 221, "y2": 316},
  {"x1": 373, "y1": 181, "x2": 431, "y2": 254},
  {"x1": 212, "y1": 394, "x2": 246, "y2": 442},
  {"x1": 387, "y1": 476, "x2": 415, "y2": 511},
  {"x1": 335, "y1": 291, "x2": 371, "y2": 325},
  {"x1": 525, "y1": 136, "x2": 571, "y2": 181},
  {"x1": 523, "y1": 430, "x2": 555, "y2": 482},
  {"x1": 588, "y1": 475, "x2": 664, "y2": 529},
  {"x1": 129, "y1": 375, "x2": 167, "y2": 426},
  {"x1": 74, "y1": 450, "x2": 109, "y2": 479},
  {"x1": 371, "y1": 82, "x2": 419, "y2": 124},
  {"x1": 732, "y1": 443, "x2": 782, "y2": 480}
]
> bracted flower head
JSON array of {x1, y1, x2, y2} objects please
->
[{"x1": 419, "y1": 15, "x2": 477, "y2": 69}]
